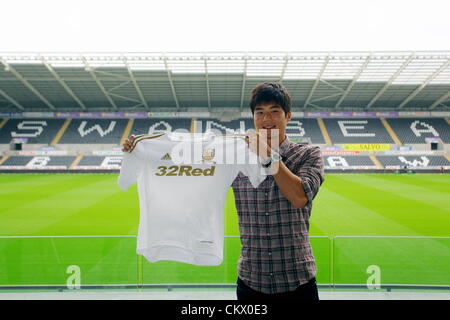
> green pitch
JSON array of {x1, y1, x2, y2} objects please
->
[{"x1": 0, "y1": 173, "x2": 449, "y2": 287}]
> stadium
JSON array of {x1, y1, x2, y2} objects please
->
[{"x1": 0, "y1": 51, "x2": 449, "y2": 301}]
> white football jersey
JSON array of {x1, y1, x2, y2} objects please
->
[{"x1": 118, "y1": 132, "x2": 266, "y2": 266}]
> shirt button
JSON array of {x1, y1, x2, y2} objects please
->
[
  {"x1": 265, "y1": 193, "x2": 268, "y2": 197},
  {"x1": 267, "y1": 233, "x2": 270, "y2": 236},
  {"x1": 265, "y1": 212, "x2": 269, "y2": 216},
  {"x1": 270, "y1": 273, "x2": 274, "y2": 277},
  {"x1": 268, "y1": 252, "x2": 272, "y2": 256}
]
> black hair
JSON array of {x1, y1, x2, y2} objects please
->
[{"x1": 249, "y1": 82, "x2": 291, "y2": 115}]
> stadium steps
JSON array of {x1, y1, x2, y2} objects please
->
[
  {"x1": 317, "y1": 118, "x2": 332, "y2": 145},
  {"x1": 0, "y1": 119, "x2": 8, "y2": 130},
  {"x1": 446, "y1": 117, "x2": 450, "y2": 125},
  {"x1": 0, "y1": 155, "x2": 10, "y2": 165},
  {"x1": 69, "y1": 155, "x2": 84, "y2": 169},
  {"x1": 369, "y1": 155, "x2": 383, "y2": 169},
  {"x1": 120, "y1": 119, "x2": 134, "y2": 146},
  {"x1": 190, "y1": 118, "x2": 196, "y2": 133},
  {"x1": 380, "y1": 118, "x2": 401, "y2": 145},
  {"x1": 445, "y1": 154, "x2": 450, "y2": 162},
  {"x1": 50, "y1": 119, "x2": 72, "y2": 146}
]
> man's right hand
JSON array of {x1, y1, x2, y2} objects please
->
[{"x1": 122, "y1": 135, "x2": 136, "y2": 152}]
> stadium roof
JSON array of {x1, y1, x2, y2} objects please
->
[{"x1": 1, "y1": 51, "x2": 450, "y2": 113}]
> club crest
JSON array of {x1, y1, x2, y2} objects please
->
[{"x1": 202, "y1": 148, "x2": 216, "y2": 163}]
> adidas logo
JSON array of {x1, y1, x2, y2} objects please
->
[{"x1": 161, "y1": 153, "x2": 172, "y2": 160}]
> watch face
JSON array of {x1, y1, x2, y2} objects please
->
[{"x1": 272, "y1": 153, "x2": 282, "y2": 162}]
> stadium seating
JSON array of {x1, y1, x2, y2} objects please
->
[
  {"x1": 130, "y1": 118, "x2": 192, "y2": 135},
  {"x1": 323, "y1": 118, "x2": 394, "y2": 144},
  {"x1": 1, "y1": 153, "x2": 449, "y2": 171},
  {"x1": 194, "y1": 118, "x2": 326, "y2": 144},
  {"x1": 0, "y1": 118, "x2": 66, "y2": 144},
  {"x1": 386, "y1": 118, "x2": 450, "y2": 144},
  {"x1": 0, "y1": 117, "x2": 449, "y2": 173},
  {"x1": 287, "y1": 118, "x2": 325, "y2": 144},
  {"x1": 0, "y1": 156, "x2": 76, "y2": 168},
  {"x1": 194, "y1": 118, "x2": 252, "y2": 134},
  {"x1": 74, "y1": 156, "x2": 122, "y2": 168},
  {"x1": 58, "y1": 119, "x2": 128, "y2": 144},
  {"x1": 323, "y1": 155, "x2": 376, "y2": 168},
  {"x1": 377, "y1": 155, "x2": 450, "y2": 168}
]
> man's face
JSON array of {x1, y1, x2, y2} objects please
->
[{"x1": 253, "y1": 102, "x2": 292, "y2": 145}]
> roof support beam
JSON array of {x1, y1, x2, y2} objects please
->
[
  {"x1": 204, "y1": 57, "x2": 212, "y2": 111},
  {"x1": 108, "y1": 93, "x2": 144, "y2": 105},
  {"x1": 108, "y1": 80, "x2": 132, "y2": 92},
  {"x1": 308, "y1": 102, "x2": 326, "y2": 109},
  {"x1": 93, "y1": 69, "x2": 130, "y2": 81},
  {"x1": 310, "y1": 92, "x2": 344, "y2": 104},
  {"x1": 239, "y1": 56, "x2": 248, "y2": 112},
  {"x1": 303, "y1": 56, "x2": 330, "y2": 109},
  {"x1": 100, "y1": 78, "x2": 147, "y2": 109},
  {"x1": 123, "y1": 57, "x2": 150, "y2": 110},
  {"x1": 41, "y1": 57, "x2": 87, "y2": 110},
  {"x1": 365, "y1": 55, "x2": 415, "y2": 109},
  {"x1": 0, "y1": 88, "x2": 25, "y2": 110},
  {"x1": 0, "y1": 59, "x2": 56, "y2": 110},
  {"x1": 319, "y1": 79, "x2": 345, "y2": 93},
  {"x1": 397, "y1": 59, "x2": 450, "y2": 109},
  {"x1": 82, "y1": 57, "x2": 119, "y2": 110},
  {"x1": 163, "y1": 56, "x2": 180, "y2": 110},
  {"x1": 279, "y1": 54, "x2": 289, "y2": 84},
  {"x1": 429, "y1": 90, "x2": 450, "y2": 110},
  {"x1": 334, "y1": 55, "x2": 372, "y2": 109}
]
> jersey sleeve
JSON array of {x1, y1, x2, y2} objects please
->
[
  {"x1": 118, "y1": 148, "x2": 144, "y2": 191},
  {"x1": 233, "y1": 138, "x2": 267, "y2": 188},
  {"x1": 238, "y1": 161, "x2": 266, "y2": 188}
]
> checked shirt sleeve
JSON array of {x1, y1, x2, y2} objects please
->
[{"x1": 297, "y1": 146, "x2": 325, "y2": 207}]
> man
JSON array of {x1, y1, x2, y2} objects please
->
[
  {"x1": 231, "y1": 82, "x2": 324, "y2": 300},
  {"x1": 122, "y1": 82, "x2": 324, "y2": 300}
]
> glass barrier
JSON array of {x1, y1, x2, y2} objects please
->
[
  {"x1": 312, "y1": 237, "x2": 332, "y2": 285},
  {"x1": 141, "y1": 236, "x2": 331, "y2": 286},
  {"x1": 0, "y1": 236, "x2": 137, "y2": 287},
  {"x1": 0, "y1": 235, "x2": 449, "y2": 289},
  {"x1": 141, "y1": 236, "x2": 240, "y2": 285},
  {"x1": 333, "y1": 236, "x2": 450, "y2": 287}
]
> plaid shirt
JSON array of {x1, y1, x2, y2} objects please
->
[{"x1": 231, "y1": 136, "x2": 325, "y2": 294}]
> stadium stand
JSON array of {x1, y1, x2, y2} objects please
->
[
  {"x1": 194, "y1": 118, "x2": 326, "y2": 144},
  {"x1": 323, "y1": 155, "x2": 376, "y2": 168},
  {"x1": 130, "y1": 118, "x2": 192, "y2": 135},
  {"x1": 0, "y1": 156, "x2": 76, "y2": 169},
  {"x1": 286, "y1": 118, "x2": 325, "y2": 144},
  {"x1": 0, "y1": 118, "x2": 66, "y2": 144},
  {"x1": 0, "y1": 115, "x2": 448, "y2": 173},
  {"x1": 377, "y1": 155, "x2": 450, "y2": 168},
  {"x1": 194, "y1": 118, "x2": 252, "y2": 134},
  {"x1": 323, "y1": 118, "x2": 394, "y2": 144},
  {"x1": 73, "y1": 156, "x2": 122, "y2": 169},
  {"x1": 1, "y1": 117, "x2": 447, "y2": 147},
  {"x1": 58, "y1": 119, "x2": 128, "y2": 144},
  {"x1": 386, "y1": 118, "x2": 450, "y2": 144}
]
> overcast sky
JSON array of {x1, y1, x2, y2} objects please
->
[{"x1": 1, "y1": 0, "x2": 449, "y2": 52}]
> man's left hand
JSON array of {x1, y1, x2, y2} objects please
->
[{"x1": 245, "y1": 129, "x2": 271, "y2": 161}]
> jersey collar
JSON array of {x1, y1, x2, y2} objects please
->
[{"x1": 167, "y1": 131, "x2": 215, "y2": 142}]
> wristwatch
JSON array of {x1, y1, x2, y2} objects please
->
[{"x1": 262, "y1": 151, "x2": 282, "y2": 168}]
